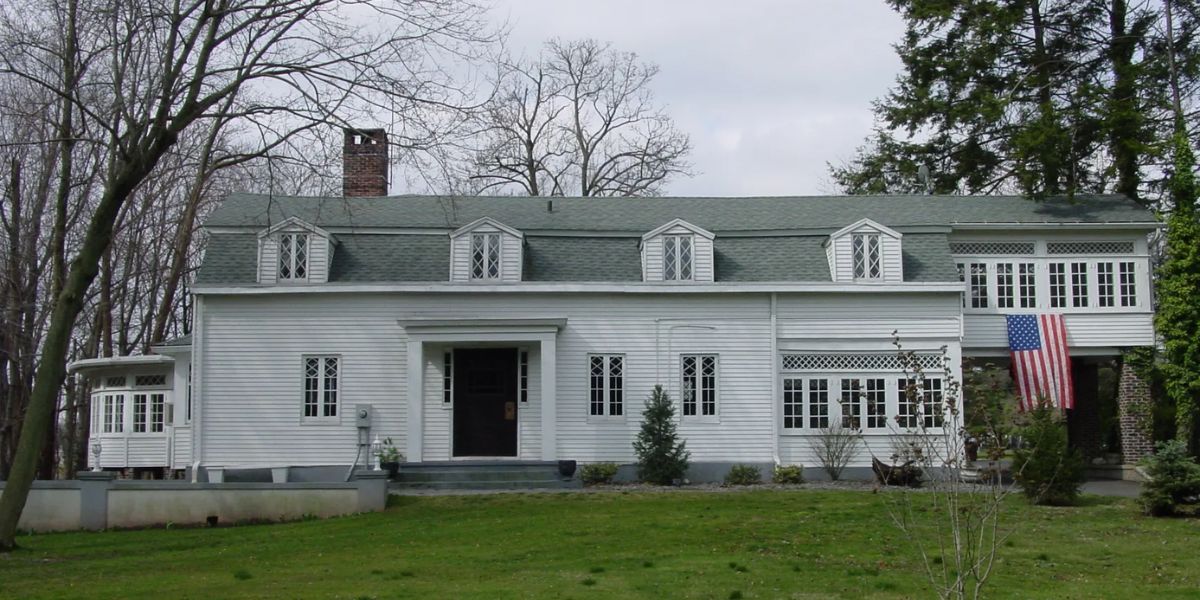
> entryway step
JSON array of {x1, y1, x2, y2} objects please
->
[{"x1": 389, "y1": 479, "x2": 582, "y2": 491}]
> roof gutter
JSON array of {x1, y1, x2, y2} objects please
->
[{"x1": 192, "y1": 282, "x2": 966, "y2": 296}]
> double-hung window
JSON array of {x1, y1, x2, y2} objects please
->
[
  {"x1": 589, "y1": 355, "x2": 624, "y2": 417},
  {"x1": 277, "y1": 233, "x2": 308, "y2": 281},
  {"x1": 518, "y1": 350, "x2": 530, "y2": 403},
  {"x1": 1070, "y1": 262, "x2": 1089, "y2": 307},
  {"x1": 1097, "y1": 262, "x2": 1116, "y2": 307},
  {"x1": 303, "y1": 356, "x2": 340, "y2": 420},
  {"x1": 1049, "y1": 263, "x2": 1067, "y2": 308},
  {"x1": 995, "y1": 263, "x2": 1014, "y2": 308},
  {"x1": 470, "y1": 232, "x2": 501, "y2": 280},
  {"x1": 443, "y1": 351, "x2": 454, "y2": 405},
  {"x1": 1017, "y1": 263, "x2": 1037, "y2": 308},
  {"x1": 852, "y1": 233, "x2": 881, "y2": 279},
  {"x1": 662, "y1": 235, "x2": 694, "y2": 281},
  {"x1": 1118, "y1": 261, "x2": 1137, "y2": 307},
  {"x1": 681, "y1": 354, "x2": 717, "y2": 417}
]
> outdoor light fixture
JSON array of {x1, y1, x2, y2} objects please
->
[
  {"x1": 90, "y1": 438, "x2": 102, "y2": 472},
  {"x1": 371, "y1": 435, "x2": 382, "y2": 471}
]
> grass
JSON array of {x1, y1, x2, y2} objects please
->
[{"x1": 0, "y1": 489, "x2": 1198, "y2": 598}]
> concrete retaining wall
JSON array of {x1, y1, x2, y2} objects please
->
[{"x1": 0, "y1": 471, "x2": 387, "y2": 533}]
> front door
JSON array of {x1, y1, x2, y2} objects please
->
[{"x1": 453, "y1": 348, "x2": 518, "y2": 457}]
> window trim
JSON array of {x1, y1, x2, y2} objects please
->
[
  {"x1": 588, "y1": 354, "x2": 625, "y2": 419},
  {"x1": 680, "y1": 354, "x2": 719, "y2": 420},
  {"x1": 301, "y1": 355, "x2": 341, "y2": 424}
]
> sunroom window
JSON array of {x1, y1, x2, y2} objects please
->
[
  {"x1": 852, "y1": 233, "x2": 881, "y2": 279},
  {"x1": 471, "y1": 233, "x2": 501, "y2": 279},
  {"x1": 663, "y1": 235, "x2": 694, "y2": 281},
  {"x1": 278, "y1": 233, "x2": 309, "y2": 281}
]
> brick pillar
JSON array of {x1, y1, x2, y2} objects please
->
[
  {"x1": 342, "y1": 128, "x2": 389, "y2": 197},
  {"x1": 1117, "y1": 362, "x2": 1154, "y2": 463},
  {"x1": 1067, "y1": 361, "x2": 1103, "y2": 459}
]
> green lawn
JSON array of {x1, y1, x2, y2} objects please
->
[{"x1": 1, "y1": 489, "x2": 1198, "y2": 599}]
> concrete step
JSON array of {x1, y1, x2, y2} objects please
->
[
  {"x1": 397, "y1": 469, "x2": 566, "y2": 483},
  {"x1": 389, "y1": 478, "x2": 582, "y2": 491}
]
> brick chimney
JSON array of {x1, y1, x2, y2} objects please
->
[{"x1": 342, "y1": 128, "x2": 389, "y2": 197}]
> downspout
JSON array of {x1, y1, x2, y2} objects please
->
[
  {"x1": 770, "y1": 293, "x2": 780, "y2": 465},
  {"x1": 190, "y1": 295, "x2": 204, "y2": 482}
]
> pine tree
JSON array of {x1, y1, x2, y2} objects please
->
[
  {"x1": 633, "y1": 385, "x2": 691, "y2": 485},
  {"x1": 830, "y1": 0, "x2": 1197, "y2": 202},
  {"x1": 1156, "y1": 131, "x2": 1200, "y2": 450}
]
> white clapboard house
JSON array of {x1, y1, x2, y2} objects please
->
[{"x1": 69, "y1": 130, "x2": 1159, "y2": 483}]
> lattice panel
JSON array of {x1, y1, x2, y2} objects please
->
[
  {"x1": 134, "y1": 374, "x2": 166, "y2": 387},
  {"x1": 949, "y1": 241, "x2": 1035, "y2": 255},
  {"x1": 781, "y1": 353, "x2": 943, "y2": 372},
  {"x1": 1046, "y1": 241, "x2": 1134, "y2": 255}
]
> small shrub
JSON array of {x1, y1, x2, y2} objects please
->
[
  {"x1": 772, "y1": 464, "x2": 805, "y2": 484},
  {"x1": 633, "y1": 385, "x2": 690, "y2": 484},
  {"x1": 580, "y1": 462, "x2": 619, "y2": 486},
  {"x1": 815, "y1": 423, "x2": 862, "y2": 481},
  {"x1": 1139, "y1": 439, "x2": 1200, "y2": 516},
  {"x1": 724, "y1": 464, "x2": 762, "y2": 486},
  {"x1": 1013, "y1": 404, "x2": 1085, "y2": 505}
]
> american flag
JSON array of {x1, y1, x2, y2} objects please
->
[{"x1": 1006, "y1": 314, "x2": 1074, "y2": 410}]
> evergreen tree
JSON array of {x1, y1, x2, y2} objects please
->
[
  {"x1": 633, "y1": 385, "x2": 690, "y2": 484},
  {"x1": 1156, "y1": 131, "x2": 1200, "y2": 449},
  {"x1": 831, "y1": 0, "x2": 1199, "y2": 202}
]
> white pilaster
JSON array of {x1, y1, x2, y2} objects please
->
[
  {"x1": 539, "y1": 333, "x2": 557, "y2": 461},
  {"x1": 406, "y1": 340, "x2": 424, "y2": 462}
]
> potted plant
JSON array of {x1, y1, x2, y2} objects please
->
[{"x1": 376, "y1": 437, "x2": 403, "y2": 479}]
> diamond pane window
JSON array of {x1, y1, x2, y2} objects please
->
[
  {"x1": 662, "y1": 235, "x2": 693, "y2": 281},
  {"x1": 852, "y1": 233, "x2": 882, "y2": 279},
  {"x1": 303, "y1": 356, "x2": 339, "y2": 420},
  {"x1": 469, "y1": 232, "x2": 502, "y2": 280},
  {"x1": 681, "y1": 355, "x2": 717, "y2": 417},
  {"x1": 277, "y1": 233, "x2": 309, "y2": 281},
  {"x1": 589, "y1": 355, "x2": 623, "y2": 417}
]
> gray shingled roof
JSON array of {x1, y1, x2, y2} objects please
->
[
  {"x1": 205, "y1": 192, "x2": 1155, "y2": 232},
  {"x1": 196, "y1": 193, "x2": 1152, "y2": 286}
]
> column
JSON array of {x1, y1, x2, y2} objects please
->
[
  {"x1": 1066, "y1": 361, "x2": 1102, "y2": 459},
  {"x1": 540, "y1": 333, "x2": 557, "y2": 461},
  {"x1": 406, "y1": 340, "x2": 424, "y2": 463},
  {"x1": 1117, "y1": 360, "x2": 1154, "y2": 463}
]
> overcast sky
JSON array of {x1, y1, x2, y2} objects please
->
[{"x1": 489, "y1": 0, "x2": 906, "y2": 196}]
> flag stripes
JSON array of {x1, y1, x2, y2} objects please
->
[{"x1": 1006, "y1": 314, "x2": 1074, "y2": 410}]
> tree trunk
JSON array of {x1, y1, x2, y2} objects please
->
[{"x1": 1109, "y1": 0, "x2": 1141, "y2": 202}]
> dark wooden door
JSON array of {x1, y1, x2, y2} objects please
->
[{"x1": 453, "y1": 348, "x2": 518, "y2": 456}]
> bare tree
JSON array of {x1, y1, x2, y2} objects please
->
[
  {"x1": 468, "y1": 39, "x2": 692, "y2": 196},
  {"x1": 0, "y1": 0, "x2": 496, "y2": 551}
]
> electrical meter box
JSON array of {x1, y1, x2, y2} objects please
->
[{"x1": 355, "y1": 404, "x2": 372, "y2": 428}]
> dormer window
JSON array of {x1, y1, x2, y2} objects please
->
[
  {"x1": 278, "y1": 233, "x2": 309, "y2": 281},
  {"x1": 471, "y1": 232, "x2": 501, "y2": 279},
  {"x1": 852, "y1": 233, "x2": 881, "y2": 279},
  {"x1": 663, "y1": 235, "x2": 694, "y2": 281}
]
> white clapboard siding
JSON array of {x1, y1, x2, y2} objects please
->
[
  {"x1": 776, "y1": 293, "x2": 962, "y2": 341},
  {"x1": 198, "y1": 290, "x2": 964, "y2": 466},
  {"x1": 641, "y1": 223, "x2": 715, "y2": 282},
  {"x1": 828, "y1": 221, "x2": 903, "y2": 283},
  {"x1": 963, "y1": 313, "x2": 1154, "y2": 350},
  {"x1": 780, "y1": 434, "x2": 941, "y2": 469},
  {"x1": 258, "y1": 229, "x2": 332, "y2": 284},
  {"x1": 449, "y1": 222, "x2": 522, "y2": 282},
  {"x1": 127, "y1": 436, "x2": 170, "y2": 467},
  {"x1": 172, "y1": 427, "x2": 192, "y2": 469}
]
